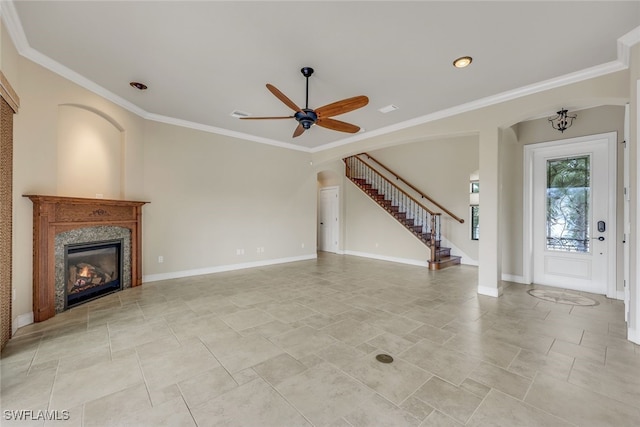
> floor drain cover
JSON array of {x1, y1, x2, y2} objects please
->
[{"x1": 376, "y1": 354, "x2": 393, "y2": 363}]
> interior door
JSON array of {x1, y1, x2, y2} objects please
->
[
  {"x1": 532, "y1": 134, "x2": 616, "y2": 295},
  {"x1": 318, "y1": 187, "x2": 339, "y2": 253}
]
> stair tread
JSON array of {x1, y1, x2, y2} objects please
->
[{"x1": 348, "y1": 173, "x2": 459, "y2": 271}]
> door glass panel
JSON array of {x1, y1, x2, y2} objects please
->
[{"x1": 546, "y1": 155, "x2": 590, "y2": 252}]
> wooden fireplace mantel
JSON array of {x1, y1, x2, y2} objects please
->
[{"x1": 25, "y1": 195, "x2": 148, "y2": 322}]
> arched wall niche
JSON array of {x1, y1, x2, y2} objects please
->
[{"x1": 57, "y1": 104, "x2": 124, "y2": 199}]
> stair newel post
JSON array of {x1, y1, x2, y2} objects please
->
[{"x1": 430, "y1": 214, "x2": 438, "y2": 263}]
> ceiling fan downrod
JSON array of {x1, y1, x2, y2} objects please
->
[
  {"x1": 298, "y1": 67, "x2": 315, "y2": 129},
  {"x1": 301, "y1": 67, "x2": 313, "y2": 110}
]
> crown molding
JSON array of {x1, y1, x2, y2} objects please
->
[
  {"x1": 144, "y1": 113, "x2": 310, "y2": 152},
  {"x1": 312, "y1": 58, "x2": 628, "y2": 153},
  {"x1": 3, "y1": 1, "x2": 639, "y2": 154}
]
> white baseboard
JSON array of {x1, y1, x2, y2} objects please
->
[
  {"x1": 143, "y1": 254, "x2": 318, "y2": 283},
  {"x1": 628, "y1": 327, "x2": 640, "y2": 345},
  {"x1": 343, "y1": 250, "x2": 429, "y2": 267},
  {"x1": 342, "y1": 250, "x2": 480, "y2": 268},
  {"x1": 477, "y1": 285, "x2": 503, "y2": 298},
  {"x1": 615, "y1": 290, "x2": 625, "y2": 301},
  {"x1": 501, "y1": 274, "x2": 527, "y2": 284},
  {"x1": 12, "y1": 312, "x2": 34, "y2": 335}
]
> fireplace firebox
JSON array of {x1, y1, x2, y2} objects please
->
[{"x1": 64, "y1": 239, "x2": 123, "y2": 309}]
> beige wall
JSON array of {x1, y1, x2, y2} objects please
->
[
  {"x1": 5, "y1": 21, "x2": 639, "y2": 340},
  {"x1": 345, "y1": 181, "x2": 428, "y2": 263},
  {"x1": 10, "y1": 56, "x2": 146, "y2": 323},
  {"x1": 57, "y1": 105, "x2": 123, "y2": 199},
  {"x1": 8, "y1": 53, "x2": 318, "y2": 323},
  {"x1": 1, "y1": 22, "x2": 19, "y2": 88},
  {"x1": 500, "y1": 126, "x2": 522, "y2": 277},
  {"x1": 346, "y1": 136, "x2": 478, "y2": 264},
  {"x1": 142, "y1": 121, "x2": 316, "y2": 278}
]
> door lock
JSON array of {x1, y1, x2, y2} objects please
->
[{"x1": 591, "y1": 236, "x2": 605, "y2": 241}]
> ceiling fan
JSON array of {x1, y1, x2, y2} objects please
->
[{"x1": 241, "y1": 67, "x2": 369, "y2": 138}]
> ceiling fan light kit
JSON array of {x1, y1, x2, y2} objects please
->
[{"x1": 241, "y1": 67, "x2": 369, "y2": 138}]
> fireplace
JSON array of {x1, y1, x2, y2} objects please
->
[
  {"x1": 25, "y1": 195, "x2": 148, "y2": 322},
  {"x1": 65, "y1": 239, "x2": 123, "y2": 309}
]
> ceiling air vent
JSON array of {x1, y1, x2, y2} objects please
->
[
  {"x1": 378, "y1": 104, "x2": 399, "y2": 114},
  {"x1": 230, "y1": 110, "x2": 251, "y2": 118}
]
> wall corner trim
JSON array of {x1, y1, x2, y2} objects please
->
[
  {"x1": 12, "y1": 312, "x2": 34, "y2": 335},
  {"x1": 0, "y1": 71, "x2": 20, "y2": 112},
  {"x1": 477, "y1": 285, "x2": 503, "y2": 298}
]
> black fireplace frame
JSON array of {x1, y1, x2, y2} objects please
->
[{"x1": 63, "y1": 238, "x2": 124, "y2": 309}]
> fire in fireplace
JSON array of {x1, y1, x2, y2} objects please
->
[{"x1": 64, "y1": 239, "x2": 123, "y2": 309}]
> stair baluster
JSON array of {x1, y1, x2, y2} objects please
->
[{"x1": 343, "y1": 154, "x2": 461, "y2": 270}]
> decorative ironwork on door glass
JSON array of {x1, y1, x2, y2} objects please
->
[{"x1": 546, "y1": 155, "x2": 590, "y2": 252}]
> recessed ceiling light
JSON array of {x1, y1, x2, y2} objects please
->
[
  {"x1": 453, "y1": 56, "x2": 473, "y2": 68},
  {"x1": 230, "y1": 110, "x2": 251, "y2": 118},
  {"x1": 378, "y1": 104, "x2": 399, "y2": 114},
  {"x1": 129, "y1": 81, "x2": 148, "y2": 90}
]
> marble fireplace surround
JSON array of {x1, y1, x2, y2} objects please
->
[{"x1": 25, "y1": 195, "x2": 148, "y2": 322}]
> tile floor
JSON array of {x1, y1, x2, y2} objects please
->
[{"x1": 2, "y1": 253, "x2": 640, "y2": 426}]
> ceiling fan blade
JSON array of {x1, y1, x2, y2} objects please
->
[
  {"x1": 240, "y1": 116, "x2": 294, "y2": 120},
  {"x1": 316, "y1": 117, "x2": 360, "y2": 134},
  {"x1": 266, "y1": 84, "x2": 303, "y2": 113},
  {"x1": 315, "y1": 95, "x2": 369, "y2": 118},
  {"x1": 292, "y1": 123, "x2": 305, "y2": 138}
]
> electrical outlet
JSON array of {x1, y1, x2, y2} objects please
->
[
  {"x1": 301, "y1": 243, "x2": 305, "y2": 248},
  {"x1": 95, "y1": 193, "x2": 103, "y2": 199},
  {"x1": 158, "y1": 255, "x2": 164, "y2": 263},
  {"x1": 236, "y1": 249, "x2": 244, "y2": 255}
]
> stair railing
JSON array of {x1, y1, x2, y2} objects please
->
[
  {"x1": 360, "y1": 152, "x2": 465, "y2": 224},
  {"x1": 344, "y1": 155, "x2": 442, "y2": 262}
]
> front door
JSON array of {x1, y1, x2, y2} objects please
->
[{"x1": 531, "y1": 133, "x2": 616, "y2": 296}]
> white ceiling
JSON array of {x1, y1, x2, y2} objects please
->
[{"x1": 4, "y1": 1, "x2": 640, "y2": 151}]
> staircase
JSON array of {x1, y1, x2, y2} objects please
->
[{"x1": 344, "y1": 153, "x2": 462, "y2": 270}]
